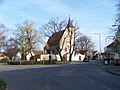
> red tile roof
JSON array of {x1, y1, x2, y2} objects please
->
[
  {"x1": 32, "y1": 50, "x2": 43, "y2": 53},
  {"x1": 75, "y1": 50, "x2": 88, "y2": 55},
  {"x1": 47, "y1": 30, "x2": 65, "y2": 46}
]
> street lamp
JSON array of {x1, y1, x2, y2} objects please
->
[
  {"x1": 94, "y1": 33, "x2": 102, "y2": 54},
  {"x1": 94, "y1": 33, "x2": 102, "y2": 63}
]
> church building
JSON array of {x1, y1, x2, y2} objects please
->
[{"x1": 42, "y1": 17, "x2": 85, "y2": 61}]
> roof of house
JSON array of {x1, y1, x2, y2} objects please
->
[
  {"x1": 80, "y1": 50, "x2": 88, "y2": 54},
  {"x1": 47, "y1": 30, "x2": 65, "y2": 47},
  {"x1": 106, "y1": 40, "x2": 118, "y2": 48},
  {"x1": 75, "y1": 50, "x2": 88, "y2": 55},
  {"x1": 92, "y1": 51, "x2": 99, "y2": 55}
]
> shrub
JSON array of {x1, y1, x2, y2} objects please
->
[
  {"x1": 0, "y1": 79, "x2": 6, "y2": 90},
  {"x1": 1, "y1": 57, "x2": 9, "y2": 63},
  {"x1": 7, "y1": 60, "x2": 56, "y2": 65},
  {"x1": 7, "y1": 60, "x2": 36, "y2": 65}
]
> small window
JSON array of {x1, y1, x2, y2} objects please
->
[
  {"x1": 65, "y1": 48, "x2": 67, "y2": 52},
  {"x1": 79, "y1": 56, "x2": 81, "y2": 60}
]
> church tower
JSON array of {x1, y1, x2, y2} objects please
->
[
  {"x1": 66, "y1": 16, "x2": 74, "y2": 38},
  {"x1": 66, "y1": 16, "x2": 74, "y2": 32}
]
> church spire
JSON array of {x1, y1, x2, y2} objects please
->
[{"x1": 67, "y1": 15, "x2": 74, "y2": 28}]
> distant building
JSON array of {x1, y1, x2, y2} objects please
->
[
  {"x1": 12, "y1": 51, "x2": 35, "y2": 61},
  {"x1": 0, "y1": 52, "x2": 7, "y2": 60}
]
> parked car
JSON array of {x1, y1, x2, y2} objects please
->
[
  {"x1": 83, "y1": 58, "x2": 89, "y2": 62},
  {"x1": 114, "y1": 58, "x2": 120, "y2": 65}
]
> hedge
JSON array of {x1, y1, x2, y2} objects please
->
[{"x1": 7, "y1": 60, "x2": 56, "y2": 65}]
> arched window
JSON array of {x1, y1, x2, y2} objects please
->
[{"x1": 65, "y1": 47, "x2": 67, "y2": 52}]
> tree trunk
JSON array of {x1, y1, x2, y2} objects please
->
[
  {"x1": 58, "y1": 52, "x2": 63, "y2": 61},
  {"x1": 21, "y1": 54, "x2": 26, "y2": 60},
  {"x1": 69, "y1": 54, "x2": 72, "y2": 62}
]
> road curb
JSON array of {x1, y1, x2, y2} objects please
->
[
  {"x1": 105, "y1": 70, "x2": 120, "y2": 76},
  {"x1": 99, "y1": 65, "x2": 120, "y2": 76}
]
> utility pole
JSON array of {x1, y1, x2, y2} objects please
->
[{"x1": 94, "y1": 33, "x2": 102, "y2": 65}]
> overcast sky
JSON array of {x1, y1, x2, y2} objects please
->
[{"x1": 0, "y1": 0, "x2": 118, "y2": 51}]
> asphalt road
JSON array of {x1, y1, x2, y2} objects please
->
[{"x1": 0, "y1": 63, "x2": 120, "y2": 90}]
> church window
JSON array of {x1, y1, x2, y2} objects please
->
[{"x1": 65, "y1": 48, "x2": 67, "y2": 52}]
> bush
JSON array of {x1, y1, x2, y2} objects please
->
[
  {"x1": 0, "y1": 79, "x2": 6, "y2": 90},
  {"x1": 7, "y1": 60, "x2": 56, "y2": 65},
  {"x1": 1, "y1": 57, "x2": 9, "y2": 63},
  {"x1": 7, "y1": 60, "x2": 36, "y2": 65}
]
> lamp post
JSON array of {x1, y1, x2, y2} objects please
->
[
  {"x1": 94, "y1": 33, "x2": 102, "y2": 66},
  {"x1": 94, "y1": 33, "x2": 102, "y2": 58}
]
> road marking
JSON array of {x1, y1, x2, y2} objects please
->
[
  {"x1": 46, "y1": 85, "x2": 51, "y2": 90},
  {"x1": 66, "y1": 68, "x2": 76, "y2": 72},
  {"x1": 86, "y1": 77, "x2": 95, "y2": 83},
  {"x1": 101, "y1": 85, "x2": 112, "y2": 90}
]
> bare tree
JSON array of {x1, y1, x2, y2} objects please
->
[
  {"x1": 13, "y1": 20, "x2": 42, "y2": 60},
  {"x1": 116, "y1": 1, "x2": 120, "y2": 26},
  {"x1": 76, "y1": 34, "x2": 95, "y2": 51},
  {"x1": 107, "y1": 1, "x2": 120, "y2": 43},
  {"x1": 4, "y1": 38, "x2": 19, "y2": 60},
  {"x1": 105, "y1": 1, "x2": 120, "y2": 45},
  {"x1": 40, "y1": 18, "x2": 67, "y2": 37},
  {"x1": 111, "y1": 1, "x2": 120, "y2": 35},
  {"x1": 0, "y1": 24, "x2": 7, "y2": 52}
]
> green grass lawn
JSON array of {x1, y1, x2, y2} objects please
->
[
  {"x1": 0, "y1": 79, "x2": 6, "y2": 90},
  {"x1": 0, "y1": 63, "x2": 8, "y2": 65},
  {"x1": 55, "y1": 61, "x2": 69, "y2": 64}
]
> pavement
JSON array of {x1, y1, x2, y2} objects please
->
[{"x1": 100, "y1": 64, "x2": 120, "y2": 76}]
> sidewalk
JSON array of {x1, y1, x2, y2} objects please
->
[{"x1": 100, "y1": 65, "x2": 120, "y2": 76}]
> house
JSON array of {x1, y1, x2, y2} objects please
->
[
  {"x1": 75, "y1": 50, "x2": 95, "y2": 60},
  {"x1": 26, "y1": 52, "x2": 35, "y2": 60},
  {"x1": 72, "y1": 50, "x2": 85, "y2": 61},
  {"x1": 12, "y1": 51, "x2": 35, "y2": 61},
  {"x1": 0, "y1": 52, "x2": 7, "y2": 60},
  {"x1": 92, "y1": 51, "x2": 99, "y2": 60},
  {"x1": 104, "y1": 40, "x2": 119, "y2": 59}
]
